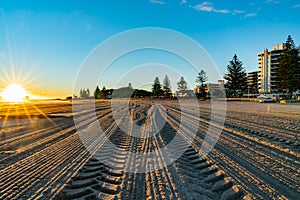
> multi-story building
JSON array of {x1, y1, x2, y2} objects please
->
[
  {"x1": 247, "y1": 71, "x2": 258, "y2": 94},
  {"x1": 258, "y1": 43, "x2": 285, "y2": 94}
]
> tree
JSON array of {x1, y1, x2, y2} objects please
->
[
  {"x1": 94, "y1": 86, "x2": 101, "y2": 99},
  {"x1": 177, "y1": 76, "x2": 187, "y2": 91},
  {"x1": 152, "y1": 77, "x2": 162, "y2": 97},
  {"x1": 286, "y1": 35, "x2": 296, "y2": 49},
  {"x1": 162, "y1": 75, "x2": 171, "y2": 94},
  {"x1": 79, "y1": 89, "x2": 83, "y2": 98},
  {"x1": 86, "y1": 88, "x2": 90, "y2": 98},
  {"x1": 195, "y1": 70, "x2": 208, "y2": 97},
  {"x1": 275, "y1": 35, "x2": 300, "y2": 98},
  {"x1": 224, "y1": 54, "x2": 247, "y2": 97},
  {"x1": 79, "y1": 88, "x2": 89, "y2": 98}
]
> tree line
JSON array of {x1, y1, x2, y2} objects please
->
[
  {"x1": 79, "y1": 73, "x2": 210, "y2": 99},
  {"x1": 78, "y1": 35, "x2": 299, "y2": 99},
  {"x1": 80, "y1": 83, "x2": 153, "y2": 99}
]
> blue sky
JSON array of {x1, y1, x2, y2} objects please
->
[{"x1": 0, "y1": 0, "x2": 299, "y2": 97}]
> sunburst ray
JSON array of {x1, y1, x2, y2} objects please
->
[
  {"x1": 2, "y1": 103, "x2": 12, "y2": 128},
  {"x1": 29, "y1": 103, "x2": 58, "y2": 128}
]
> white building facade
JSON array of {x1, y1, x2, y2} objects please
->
[{"x1": 258, "y1": 43, "x2": 285, "y2": 94}]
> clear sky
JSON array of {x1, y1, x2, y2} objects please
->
[{"x1": 0, "y1": 0, "x2": 299, "y2": 98}]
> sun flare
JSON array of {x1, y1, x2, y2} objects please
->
[{"x1": 2, "y1": 84, "x2": 28, "y2": 102}]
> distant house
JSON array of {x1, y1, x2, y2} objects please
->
[{"x1": 176, "y1": 90, "x2": 196, "y2": 98}]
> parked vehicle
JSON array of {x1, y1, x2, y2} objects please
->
[{"x1": 259, "y1": 97, "x2": 274, "y2": 103}]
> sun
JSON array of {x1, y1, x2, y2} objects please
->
[{"x1": 2, "y1": 84, "x2": 28, "y2": 102}]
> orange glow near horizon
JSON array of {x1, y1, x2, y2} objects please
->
[
  {"x1": 0, "y1": 81, "x2": 58, "y2": 129},
  {"x1": 0, "y1": 45, "x2": 58, "y2": 128},
  {"x1": 0, "y1": 73, "x2": 61, "y2": 130},
  {"x1": 0, "y1": 70, "x2": 64, "y2": 100}
]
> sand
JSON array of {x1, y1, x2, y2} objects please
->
[{"x1": 0, "y1": 100, "x2": 299, "y2": 199}]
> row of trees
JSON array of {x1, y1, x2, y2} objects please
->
[
  {"x1": 153, "y1": 73, "x2": 207, "y2": 98},
  {"x1": 152, "y1": 75, "x2": 188, "y2": 97},
  {"x1": 82, "y1": 83, "x2": 152, "y2": 99},
  {"x1": 152, "y1": 72, "x2": 209, "y2": 98},
  {"x1": 79, "y1": 88, "x2": 91, "y2": 98},
  {"x1": 79, "y1": 73, "x2": 209, "y2": 99}
]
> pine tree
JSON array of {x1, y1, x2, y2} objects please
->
[
  {"x1": 162, "y1": 75, "x2": 171, "y2": 94},
  {"x1": 94, "y1": 86, "x2": 100, "y2": 99},
  {"x1": 286, "y1": 35, "x2": 295, "y2": 49},
  {"x1": 86, "y1": 88, "x2": 90, "y2": 98},
  {"x1": 275, "y1": 35, "x2": 300, "y2": 98},
  {"x1": 177, "y1": 76, "x2": 188, "y2": 97},
  {"x1": 81, "y1": 89, "x2": 87, "y2": 98},
  {"x1": 152, "y1": 77, "x2": 162, "y2": 97},
  {"x1": 195, "y1": 70, "x2": 208, "y2": 97},
  {"x1": 79, "y1": 89, "x2": 83, "y2": 98},
  {"x1": 224, "y1": 54, "x2": 247, "y2": 97},
  {"x1": 177, "y1": 76, "x2": 187, "y2": 91}
]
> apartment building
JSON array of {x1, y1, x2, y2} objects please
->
[{"x1": 258, "y1": 43, "x2": 285, "y2": 94}]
